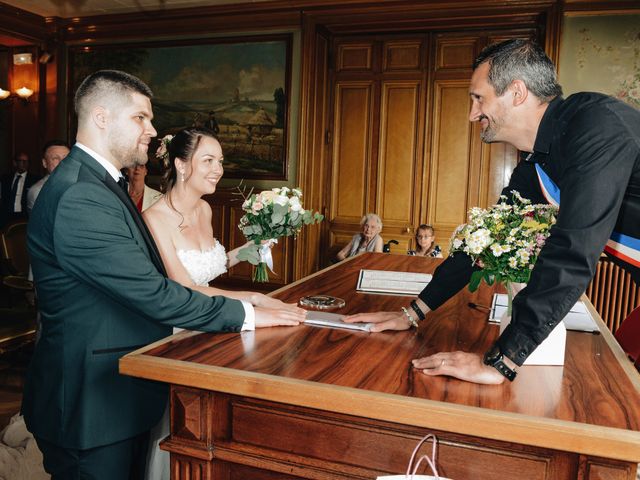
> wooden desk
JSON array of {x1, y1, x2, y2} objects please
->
[{"x1": 121, "y1": 253, "x2": 640, "y2": 480}]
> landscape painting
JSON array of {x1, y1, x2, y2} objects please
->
[{"x1": 69, "y1": 34, "x2": 291, "y2": 180}]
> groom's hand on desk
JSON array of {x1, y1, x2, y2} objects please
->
[
  {"x1": 254, "y1": 307, "x2": 305, "y2": 328},
  {"x1": 412, "y1": 352, "x2": 505, "y2": 385},
  {"x1": 343, "y1": 312, "x2": 411, "y2": 332}
]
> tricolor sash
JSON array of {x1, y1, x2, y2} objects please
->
[{"x1": 535, "y1": 164, "x2": 640, "y2": 268}]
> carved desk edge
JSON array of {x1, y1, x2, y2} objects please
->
[{"x1": 120, "y1": 334, "x2": 640, "y2": 463}]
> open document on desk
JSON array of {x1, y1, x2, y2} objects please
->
[
  {"x1": 356, "y1": 269, "x2": 432, "y2": 295},
  {"x1": 489, "y1": 294, "x2": 600, "y2": 332}
]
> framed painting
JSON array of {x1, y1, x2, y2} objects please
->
[{"x1": 69, "y1": 34, "x2": 292, "y2": 180}]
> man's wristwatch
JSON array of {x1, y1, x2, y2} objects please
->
[{"x1": 483, "y1": 344, "x2": 517, "y2": 381}]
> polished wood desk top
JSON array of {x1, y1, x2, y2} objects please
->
[{"x1": 121, "y1": 253, "x2": 640, "y2": 463}]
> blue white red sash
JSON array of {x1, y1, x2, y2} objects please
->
[
  {"x1": 535, "y1": 164, "x2": 640, "y2": 268},
  {"x1": 535, "y1": 164, "x2": 560, "y2": 207}
]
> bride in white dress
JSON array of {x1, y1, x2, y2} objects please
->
[{"x1": 143, "y1": 127, "x2": 305, "y2": 480}]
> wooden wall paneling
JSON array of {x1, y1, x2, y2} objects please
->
[
  {"x1": 336, "y1": 42, "x2": 373, "y2": 72},
  {"x1": 382, "y1": 39, "x2": 422, "y2": 72},
  {"x1": 480, "y1": 142, "x2": 519, "y2": 207},
  {"x1": 428, "y1": 79, "x2": 474, "y2": 253},
  {"x1": 208, "y1": 202, "x2": 227, "y2": 248},
  {"x1": 435, "y1": 35, "x2": 477, "y2": 73},
  {"x1": 376, "y1": 80, "x2": 422, "y2": 252},
  {"x1": 330, "y1": 81, "x2": 374, "y2": 223},
  {"x1": 294, "y1": 19, "x2": 331, "y2": 280}
]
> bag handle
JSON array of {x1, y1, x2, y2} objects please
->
[{"x1": 405, "y1": 434, "x2": 440, "y2": 478}]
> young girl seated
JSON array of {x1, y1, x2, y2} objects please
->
[{"x1": 407, "y1": 224, "x2": 442, "y2": 258}]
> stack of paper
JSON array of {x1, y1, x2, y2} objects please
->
[
  {"x1": 356, "y1": 269, "x2": 432, "y2": 295},
  {"x1": 489, "y1": 294, "x2": 599, "y2": 332}
]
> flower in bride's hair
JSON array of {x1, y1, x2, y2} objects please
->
[{"x1": 155, "y1": 134, "x2": 174, "y2": 165}]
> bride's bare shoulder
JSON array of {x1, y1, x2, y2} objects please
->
[
  {"x1": 197, "y1": 198, "x2": 213, "y2": 218},
  {"x1": 143, "y1": 197, "x2": 172, "y2": 224}
]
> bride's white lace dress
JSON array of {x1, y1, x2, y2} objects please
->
[
  {"x1": 175, "y1": 241, "x2": 228, "y2": 286},
  {"x1": 145, "y1": 240, "x2": 228, "y2": 480}
]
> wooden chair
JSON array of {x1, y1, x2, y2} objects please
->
[
  {"x1": 614, "y1": 306, "x2": 640, "y2": 371},
  {"x1": 1, "y1": 221, "x2": 33, "y2": 305}
]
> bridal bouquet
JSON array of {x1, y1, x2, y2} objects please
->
[
  {"x1": 236, "y1": 186, "x2": 324, "y2": 282},
  {"x1": 449, "y1": 191, "x2": 558, "y2": 293}
]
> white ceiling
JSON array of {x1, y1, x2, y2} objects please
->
[{"x1": 2, "y1": 0, "x2": 270, "y2": 18}]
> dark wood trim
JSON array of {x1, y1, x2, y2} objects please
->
[{"x1": 0, "y1": 2, "x2": 48, "y2": 43}]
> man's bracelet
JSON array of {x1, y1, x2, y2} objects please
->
[
  {"x1": 410, "y1": 300, "x2": 426, "y2": 321},
  {"x1": 400, "y1": 307, "x2": 419, "y2": 328}
]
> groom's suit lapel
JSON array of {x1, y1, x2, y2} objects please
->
[
  {"x1": 74, "y1": 148, "x2": 167, "y2": 277},
  {"x1": 103, "y1": 174, "x2": 168, "y2": 277}
]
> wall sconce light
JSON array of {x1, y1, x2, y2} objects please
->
[
  {"x1": 16, "y1": 86, "x2": 34, "y2": 100},
  {"x1": 13, "y1": 53, "x2": 33, "y2": 65},
  {"x1": 0, "y1": 86, "x2": 34, "y2": 103}
]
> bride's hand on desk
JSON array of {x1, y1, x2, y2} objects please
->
[
  {"x1": 254, "y1": 307, "x2": 305, "y2": 328},
  {"x1": 251, "y1": 293, "x2": 302, "y2": 313},
  {"x1": 343, "y1": 312, "x2": 411, "y2": 332},
  {"x1": 412, "y1": 352, "x2": 505, "y2": 385}
]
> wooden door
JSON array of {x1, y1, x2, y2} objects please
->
[
  {"x1": 326, "y1": 35, "x2": 427, "y2": 263},
  {"x1": 324, "y1": 30, "x2": 532, "y2": 266}
]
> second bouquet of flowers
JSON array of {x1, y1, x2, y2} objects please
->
[
  {"x1": 449, "y1": 191, "x2": 558, "y2": 295},
  {"x1": 236, "y1": 186, "x2": 324, "y2": 282}
]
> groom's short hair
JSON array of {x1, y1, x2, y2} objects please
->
[{"x1": 74, "y1": 70, "x2": 153, "y2": 121}]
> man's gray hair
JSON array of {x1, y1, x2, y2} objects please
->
[
  {"x1": 74, "y1": 70, "x2": 153, "y2": 120},
  {"x1": 473, "y1": 39, "x2": 562, "y2": 102},
  {"x1": 360, "y1": 213, "x2": 382, "y2": 229}
]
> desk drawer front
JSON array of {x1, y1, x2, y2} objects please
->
[{"x1": 229, "y1": 398, "x2": 568, "y2": 479}]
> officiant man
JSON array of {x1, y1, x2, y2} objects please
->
[
  {"x1": 23, "y1": 70, "x2": 302, "y2": 479},
  {"x1": 345, "y1": 38, "x2": 640, "y2": 384}
]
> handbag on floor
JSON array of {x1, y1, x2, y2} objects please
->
[{"x1": 377, "y1": 434, "x2": 452, "y2": 480}]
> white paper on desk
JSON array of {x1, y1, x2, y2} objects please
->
[
  {"x1": 357, "y1": 269, "x2": 432, "y2": 296},
  {"x1": 489, "y1": 294, "x2": 599, "y2": 332},
  {"x1": 304, "y1": 311, "x2": 372, "y2": 332}
]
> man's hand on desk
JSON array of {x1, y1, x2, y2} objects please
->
[
  {"x1": 412, "y1": 352, "x2": 506, "y2": 384},
  {"x1": 254, "y1": 307, "x2": 305, "y2": 328},
  {"x1": 342, "y1": 311, "x2": 412, "y2": 332}
]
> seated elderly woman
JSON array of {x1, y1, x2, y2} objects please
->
[
  {"x1": 407, "y1": 224, "x2": 442, "y2": 258},
  {"x1": 336, "y1": 213, "x2": 384, "y2": 261}
]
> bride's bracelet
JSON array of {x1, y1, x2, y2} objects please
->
[{"x1": 401, "y1": 307, "x2": 419, "y2": 328}]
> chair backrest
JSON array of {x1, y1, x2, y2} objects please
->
[
  {"x1": 614, "y1": 305, "x2": 640, "y2": 371},
  {"x1": 383, "y1": 239, "x2": 399, "y2": 253},
  {"x1": 1, "y1": 221, "x2": 29, "y2": 276}
]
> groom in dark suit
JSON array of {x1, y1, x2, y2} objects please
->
[{"x1": 23, "y1": 70, "x2": 300, "y2": 479}]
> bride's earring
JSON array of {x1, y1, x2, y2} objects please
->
[{"x1": 180, "y1": 171, "x2": 185, "y2": 182}]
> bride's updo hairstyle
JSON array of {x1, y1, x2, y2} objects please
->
[{"x1": 161, "y1": 127, "x2": 218, "y2": 194}]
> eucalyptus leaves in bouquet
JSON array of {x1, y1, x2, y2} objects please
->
[
  {"x1": 236, "y1": 186, "x2": 324, "y2": 282},
  {"x1": 449, "y1": 191, "x2": 558, "y2": 293}
]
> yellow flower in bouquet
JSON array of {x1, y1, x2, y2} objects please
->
[
  {"x1": 449, "y1": 191, "x2": 558, "y2": 292},
  {"x1": 236, "y1": 186, "x2": 323, "y2": 282}
]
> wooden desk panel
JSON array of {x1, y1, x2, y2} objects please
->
[{"x1": 121, "y1": 253, "x2": 640, "y2": 479}]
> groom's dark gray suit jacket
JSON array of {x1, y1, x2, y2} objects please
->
[{"x1": 23, "y1": 145, "x2": 244, "y2": 449}]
